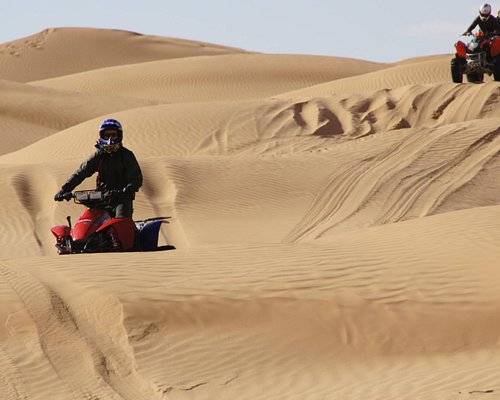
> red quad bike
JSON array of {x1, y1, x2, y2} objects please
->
[
  {"x1": 451, "y1": 33, "x2": 500, "y2": 83},
  {"x1": 51, "y1": 190, "x2": 173, "y2": 254}
]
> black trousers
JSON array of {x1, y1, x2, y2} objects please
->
[{"x1": 108, "y1": 201, "x2": 134, "y2": 218}]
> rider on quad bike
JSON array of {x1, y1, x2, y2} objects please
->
[
  {"x1": 451, "y1": 3, "x2": 500, "y2": 83},
  {"x1": 54, "y1": 119, "x2": 143, "y2": 217},
  {"x1": 463, "y1": 3, "x2": 500, "y2": 37}
]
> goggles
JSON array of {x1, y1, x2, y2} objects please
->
[{"x1": 102, "y1": 130, "x2": 119, "y2": 139}]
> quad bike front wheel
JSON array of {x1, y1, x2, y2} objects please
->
[
  {"x1": 466, "y1": 72, "x2": 484, "y2": 83},
  {"x1": 56, "y1": 237, "x2": 73, "y2": 254},
  {"x1": 451, "y1": 57, "x2": 463, "y2": 83}
]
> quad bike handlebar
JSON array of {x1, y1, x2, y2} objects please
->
[
  {"x1": 56, "y1": 189, "x2": 127, "y2": 205},
  {"x1": 461, "y1": 31, "x2": 499, "y2": 40}
]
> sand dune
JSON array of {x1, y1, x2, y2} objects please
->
[
  {"x1": 1, "y1": 81, "x2": 498, "y2": 164},
  {"x1": 0, "y1": 28, "x2": 246, "y2": 82},
  {"x1": 2, "y1": 203, "x2": 500, "y2": 399},
  {"x1": 31, "y1": 53, "x2": 388, "y2": 103},
  {"x1": 1, "y1": 27, "x2": 500, "y2": 400},
  {"x1": 0, "y1": 79, "x2": 156, "y2": 155},
  {"x1": 2, "y1": 117, "x2": 498, "y2": 256},
  {"x1": 276, "y1": 55, "x2": 483, "y2": 98}
]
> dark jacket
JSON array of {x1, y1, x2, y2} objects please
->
[
  {"x1": 466, "y1": 15, "x2": 500, "y2": 35},
  {"x1": 61, "y1": 146, "x2": 143, "y2": 198}
]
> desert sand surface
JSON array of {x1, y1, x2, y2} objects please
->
[
  {"x1": 0, "y1": 27, "x2": 500, "y2": 400},
  {"x1": 0, "y1": 28, "x2": 247, "y2": 82}
]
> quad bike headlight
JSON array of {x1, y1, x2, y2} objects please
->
[{"x1": 468, "y1": 42, "x2": 479, "y2": 51}]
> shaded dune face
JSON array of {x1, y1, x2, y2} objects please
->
[{"x1": 1, "y1": 27, "x2": 500, "y2": 400}]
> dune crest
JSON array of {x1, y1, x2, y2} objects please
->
[{"x1": 0, "y1": 27, "x2": 246, "y2": 82}]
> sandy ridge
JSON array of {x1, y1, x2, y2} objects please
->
[
  {"x1": 0, "y1": 79, "x2": 157, "y2": 155},
  {"x1": 30, "y1": 53, "x2": 388, "y2": 103},
  {"x1": 0, "y1": 82, "x2": 497, "y2": 165},
  {"x1": 0, "y1": 27, "x2": 246, "y2": 82},
  {"x1": 276, "y1": 56, "x2": 490, "y2": 98}
]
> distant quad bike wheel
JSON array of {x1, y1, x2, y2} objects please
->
[
  {"x1": 450, "y1": 57, "x2": 463, "y2": 83},
  {"x1": 466, "y1": 72, "x2": 484, "y2": 83},
  {"x1": 494, "y1": 56, "x2": 500, "y2": 81}
]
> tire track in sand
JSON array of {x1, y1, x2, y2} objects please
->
[
  {"x1": 283, "y1": 126, "x2": 450, "y2": 243},
  {"x1": 284, "y1": 123, "x2": 500, "y2": 243},
  {"x1": 0, "y1": 263, "x2": 165, "y2": 400},
  {"x1": 373, "y1": 127, "x2": 500, "y2": 225},
  {"x1": 0, "y1": 344, "x2": 28, "y2": 400}
]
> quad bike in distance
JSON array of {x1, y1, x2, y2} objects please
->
[
  {"x1": 451, "y1": 32, "x2": 500, "y2": 83},
  {"x1": 51, "y1": 190, "x2": 173, "y2": 254}
]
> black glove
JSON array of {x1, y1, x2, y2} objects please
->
[{"x1": 54, "y1": 189, "x2": 65, "y2": 202}]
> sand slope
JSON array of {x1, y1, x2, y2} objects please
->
[
  {"x1": 0, "y1": 79, "x2": 156, "y2": 155},
  {"x1": 1, "y1": 27, "x2": 500, "y2": 400},
  {"x1": 2, "y1": 204, "x2": 500, "y2": 399},
  {"x1": 0, "y1": 27, "x2": 246, "y2": 82},
  {"x1": 277, "y1": 55, "x2": 492, "y2": 98},
  {"x1": 31, "y1": 53, "x2": 388, "y2": 103},
  {"x1": 1, "y1": 81, "x2": 497, "y2": 164}
]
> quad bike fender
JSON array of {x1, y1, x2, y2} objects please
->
[
  {"x1": 490, "y1": 36, "x2": 500, "y2": 58},
  {"x1": 139, "y1": 220, "x2": 164, "y2": 251},
  {"x1": 455, "y1": 40, "x2": 467, "y2": 59},
  {"x1": 72, "y1": 208, "x2": 109, "y2": 242},
  {"x1": 51, "y1": 225, "x2": 71, "y2": 239},
  {"x1": 97, "y1": 218, "x2": 137, "y2": 251}
]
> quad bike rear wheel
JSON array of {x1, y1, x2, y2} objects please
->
[
  {"x1": 494, "y1": 56, "x2": 500, "y2": 81},
  {"x1": 451, "y1": 57, "x2": 463, "y2": 83}
]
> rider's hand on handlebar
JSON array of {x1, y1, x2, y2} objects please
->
[
  {"x1": 54, "y1": 190, "x2": 72, "y2": 201},
  {"x1": 462, "y1": 31, "x2": 472, "y2": 36},
  {"x1": 54, "y1": 189, "x2": 65, "y2": 202}
]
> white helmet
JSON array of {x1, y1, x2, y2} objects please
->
[{"x1": 479, "y1": 3, "x2": 492, "y2": 20}]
